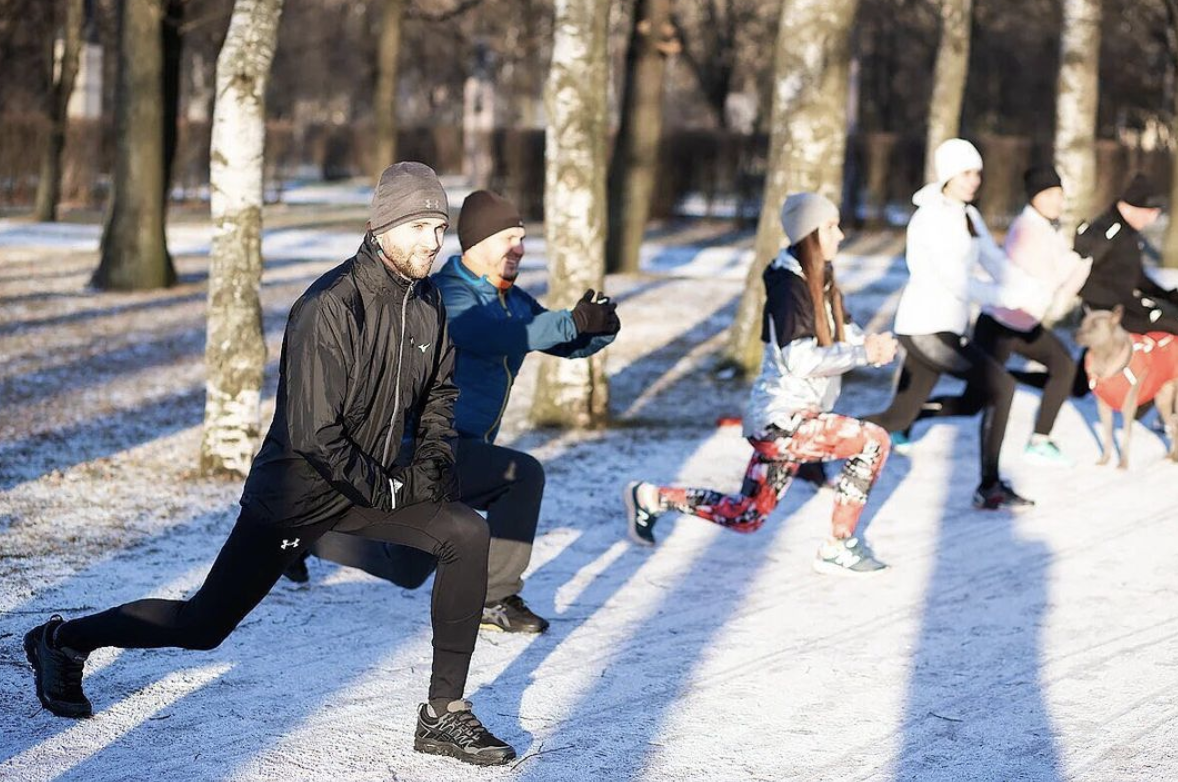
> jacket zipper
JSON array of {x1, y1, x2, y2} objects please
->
[
  {"x1": 483, "y1": 290, "x2": 514, "y2": 442},
  {"x1": 382, "y1": 281, "x2": 414, "y2": 465}
]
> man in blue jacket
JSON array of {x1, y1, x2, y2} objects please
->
[{"x1": 299, "y1": 190, "x2": 620, "y2": 633}]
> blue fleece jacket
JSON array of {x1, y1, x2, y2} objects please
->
[{"x1": 432, "y1": 255, "x2": 616, "y2": 443}]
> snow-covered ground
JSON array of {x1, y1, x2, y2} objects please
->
[{"x1": 1, "y1": 201, "x2": 1177, "y2": 782}]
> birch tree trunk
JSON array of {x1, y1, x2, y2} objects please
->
[
  {"x1": 33, "y1": 0, "x2": 84, "y2": 222},
  {"x1": 199, "y1": 0, "x2": 284, "y2": 477},
  {"x1": 93, "y1": 0, "x2": 176, "y2": 291},
  {"x1": 924, "y1": 0, "x2": 973, "y2": 182},
  {"x1": 372, "y1": 0, "x2": 404, "y2": 178},
  {"x1": 721, "y1": 0, "x2": 860, "y2": 375},
  {"x1": 1054, "y1": 0, "x2": 1102, "y2": 237},
  {"x1": 530, "y1": 0, "x2": 610, "y2": 428},
  {"x1": 606, "y1": 0, "x2": 677, "y2": 274}
]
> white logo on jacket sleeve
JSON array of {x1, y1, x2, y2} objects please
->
[{"x1": 280, "y1": 538, "x2": 301, "y2": 550}]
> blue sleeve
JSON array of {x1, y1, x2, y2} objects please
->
[{"x1": 438, "y1": 276, "x2": 581, "y2": 357}]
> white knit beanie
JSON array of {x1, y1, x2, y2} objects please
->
[
  {"x1": 934, "y1": 138, "x2": 984, "y2": 185},
  {"x1": 779, "y1": 192, "x2": 840, "y2": 245}
]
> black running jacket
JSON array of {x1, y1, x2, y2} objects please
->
[{"x1": 240, "y1": 233, "x2": 457, "y2": 527}]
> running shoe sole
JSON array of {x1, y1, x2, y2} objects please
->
[
  {"x1": 413, "y1": 736, "x2": 515, "y2": 766},
  {"x1": 811, "y1": 559, "x2": 890, "y2": 577}
]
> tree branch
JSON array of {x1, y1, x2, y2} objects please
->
[{"x1": 406, "y1": 0, "x2": 488, "y2": 23}]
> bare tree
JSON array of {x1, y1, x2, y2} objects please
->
[
  {"x1": 721, "y1": 0, "x2": 861, "y2": 375},
  {"x1": 93, "y1": 0, "x2": 176, "y2": 291},
  {"x1": 1163, "y1": 0, "x2": 1178, "y2": 268},
  {"x1": 1054, "y1": 0, "x2": 1102, "y2": 236},
  {"x1": 530, "y1": 0, "x2": 611, "y2": 428},
  {"x1": 924, "y1": 0, "x2": 973, "y2": 182},
  {"x1": 199, "y1": 0, "x2": 284, "y2": 476},
  {"x1": 373, "y1": 0, "x2": 404, "y2": 178},
  {"x1": 606, "y1": 0, "x2": 680, "y2": 274},
  {"x1": 33, "y1": 0, "x2": 84, "y2": 222}
]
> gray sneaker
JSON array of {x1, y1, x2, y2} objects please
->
[{"x1": 812, "y1": 537, "x2": 888, "y2": 576}]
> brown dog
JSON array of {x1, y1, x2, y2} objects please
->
[{"x1": 1075, "y1": 306, "x2": 1178, "y2": 468}]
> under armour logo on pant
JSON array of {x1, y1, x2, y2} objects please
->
[{"x1": 280, "y1": 538, "x2": 300, "y2": 550}]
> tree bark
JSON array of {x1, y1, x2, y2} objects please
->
[
  {"x1": 924, "y1": 0, "x2": 973, "y2": 183},
  {"x1": 93, "y1": 0, "x2": 176, "y2": 291},
  {"x1": 162, "y1": 0, "x2": 184, "y2": 200},
  {"x1": 530, "y1": 0, "x2": 611, "y2": 429},
  {"x1": 1054, "y1": 0, "x2": 1102, "y2": 238},
  {"x1": 372, "y1": 0, "x2": 404, "y2": 179},
  {"x1": 200, "y1": 0, "x2": 284, "y2": 477},
  {"x1": 720, "y1": 0, "x2": 861, "y2": 376},
  {"x1": 33, "y1": 0, "x2": 84, "y2": 222},
  {"x1": 1162, "y1": 0, "x2": 1178, "y2": 268},
  {"x1": 606, "y1": 0, "x2": 677, "y2": 274}
]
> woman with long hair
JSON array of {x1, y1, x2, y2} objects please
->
[{"x1": 623, "y1": 193, "x2": 899, "y2": 575}]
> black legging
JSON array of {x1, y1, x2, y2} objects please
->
[
  {"x1": 865, "y1": 332, "x2": 1015, "y2": 485},
  {"x1": 972, "y1": 313, "x2": 1076, "y2": 437},
  {"x1": 56, "y1": 501, "x2": 489, "y2": 701}
]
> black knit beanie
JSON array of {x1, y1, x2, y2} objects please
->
[
  {"x1": 1120, "y1": 173, "x2": 1166, "y2": 209},
  {"x1": 1023, "y1": 165, "x2": 1063, "y2": 201},
  {"x1": 458, "y1": 190, "x2": 524, "y2": 251},
  {"x1": 370, "y1": 162, "x2": 449, "y2": 234}
]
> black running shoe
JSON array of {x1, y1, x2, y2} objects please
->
[
  {"x1": 624, "y1": 481, "x2": 661, "y2": 546},
  {"x1": 482, "y1": 594, "x2": 549, "y2": 634},
  {"x1": 282, "y1": 552, "x2": 310, "y2": 584},
  {"x1": 973, "y1": 480, "x2": 1035, "y2": 510},
  {"x1": 24, "y1": 615, "x2": 92, "y2": 718},
  {"x1": 414, "y1": 700, "x2": 516, "y2": 766}
]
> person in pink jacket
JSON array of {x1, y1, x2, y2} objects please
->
[{"x1": 973, "y1": 166, "x2": 1091, "y2": 465}]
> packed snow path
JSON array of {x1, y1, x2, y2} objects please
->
[{"x1": 1, "y1": 210, "x2": 1176, "y2": 781}]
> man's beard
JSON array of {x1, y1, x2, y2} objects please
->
[{"x1": 381, "y1": 242, "x2": 435, "y2": 280}]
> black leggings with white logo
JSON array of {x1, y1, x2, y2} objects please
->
[{"x1": 56, "y1": 501, "x2": 489, "y2": 701}]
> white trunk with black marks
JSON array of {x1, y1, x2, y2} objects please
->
[
  {"x1": 723, "y1": 0, "x2": 860, "y2": 374},
  {"x1": 200, "y1": 0, "x2": 283, "y2": 477},
  {"x1": 1054, "y1": 0, "x2": 1102, "y2": 237},
  {"x1": 531, "y1": 0, "x2": 610, "y2": 428},
  {"x1": 924, "y1": 0, "x2": 973, "y2": 182}
]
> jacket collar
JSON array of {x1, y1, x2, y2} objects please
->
[
  {"x1": 770, "y1": 248, "x2": 804, "y2": 276},
  {"x1": 445, "y1": 255, "x2": 505, "y2": 294},
  {"x1": 355, "y1": 232, "x2": 413, "y2": 295}
]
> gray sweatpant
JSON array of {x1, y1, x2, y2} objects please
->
[{"x1": 310, "y1": 439, "x2": 545, "y2": 603}]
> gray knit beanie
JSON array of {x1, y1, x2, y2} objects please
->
[
  {"x1": 370, "y1": 162, "x2": 449, "y2": 234},
  {"x1": 779, "y1": 192, "x2": 840, "y2": 244}
]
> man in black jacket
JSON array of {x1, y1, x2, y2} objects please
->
[
  {"x1": 1076, "y1": 173, "x2": 1178, "y2": 335},
  {"x1": 22, "y1": 163, "x2": 516, "y2": 767}
]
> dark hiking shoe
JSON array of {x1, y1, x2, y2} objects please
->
[
  {"x1": 624, "y1": 481, "x2": 662, "y2": 546},
  {"x1": 973, "y1": 480, "x2": 1036, "y2": 511},
  {"x1": 812, "y1": 537, "x2": 889, "y2": 576},
  {"x1": 282, "y1": 552, "x2": 310, "y2": 584},
  {"x1": 481, "y1": 595, "x2": 549, "y2": 634},
  {"x1": 24, "y1": 615, "x2": 92, "y2": 718},
  {"x1": 414, "y1": 700, "x2": 516, "y2": 766}
]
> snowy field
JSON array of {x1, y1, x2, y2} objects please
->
[{"x1": 1, "y1": 198, "x2": 1177, "y2": 782}]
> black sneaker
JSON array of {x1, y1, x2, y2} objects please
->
[
  {"x1": 973, "y1": 480, "x2": 1035, "y2": 510},
  {"x1": 24, "y1": 615, "x2": 92, "y2": 718},
  {"x1": 812, "y1": 537, "x2": 889, "y2": 576},
  {"x1": 481, "y1": 595, "x2": 549, "y2": 634},
  {"x1": 282, "y1": 552, "x2": 310, "y2": 584},
  {"x1": 624, "y1": 481, "x2": 662, "y2": 546},
  {"x1": 414, "y1": 699, "x2": 516, "y2": 766}
]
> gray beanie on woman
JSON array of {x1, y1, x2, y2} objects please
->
[{"x1": 779, "y1": 192, "x2": 840, "y2": 244}]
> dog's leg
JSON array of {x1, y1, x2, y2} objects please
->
[
  {"x1": 1097, "y1": 399, "x2": 1114, "y2": 466},
  {"x1": 1155, "y1": 381, "x2": 1178, "y2": 462},
  {"x1": 1118, "y1": 379, "x2": 1143, "y2": 470}
]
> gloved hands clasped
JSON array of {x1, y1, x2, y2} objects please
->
[
  {"x1": 570, "y1": 289, "x2": 621, "y2": 336},
  {"x1": 390, "y1": 457, "x2": 459, "y2": 507}
]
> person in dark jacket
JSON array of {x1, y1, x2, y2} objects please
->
[
  {"x1": 301, "y1": 190, "x2": 620, "y2": 633},
  {"x1": 1076, "y1": 173, "x2": 1178, "y2": 335},
  {"x1": 22, "y1": 163, "x2": 517, "y2": 767}
]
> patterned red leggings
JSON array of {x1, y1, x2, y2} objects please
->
[{"x1": 656, "y1": 412, "x2": 890, "y2": 539}]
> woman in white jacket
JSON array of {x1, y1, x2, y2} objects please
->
[
  {"x1": 623, "y1": 194, "x2": 899, "y2": 575},
  {"x1": 866, "y1": 139, "x2": 1047, "y2": 510}
]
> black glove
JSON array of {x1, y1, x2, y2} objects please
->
[
  {"x1": 570, "y1": 289, "x2": 620, "y2": 335},
  {"x1": 390, "y1": 459, "x2": 451, "y2": 507}
]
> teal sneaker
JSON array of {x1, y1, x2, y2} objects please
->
[
  {"x1": 1024, "y1": 436, "x2": 1073, "y2": 467},
  {"x1": 889, "y1": 431, "x2": 912, "y2": 456}
]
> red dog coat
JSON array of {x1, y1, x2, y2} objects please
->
[{"x1": 1087, "y1": 332, "x2": 1178, "y2": 409}]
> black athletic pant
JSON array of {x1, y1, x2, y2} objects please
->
[
  {"x1": 865, "y1": 332, "x2": 1015, "y2": 485},
  {"x1": 971, "y1": 313, "x2": 1076, "y2": 437},
  {"x1": 56, "y1": 501, "x2": 490, "y2": 701},
  {"x1": 311, "y1": 440, "x2": 544, "y2": 604}
]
